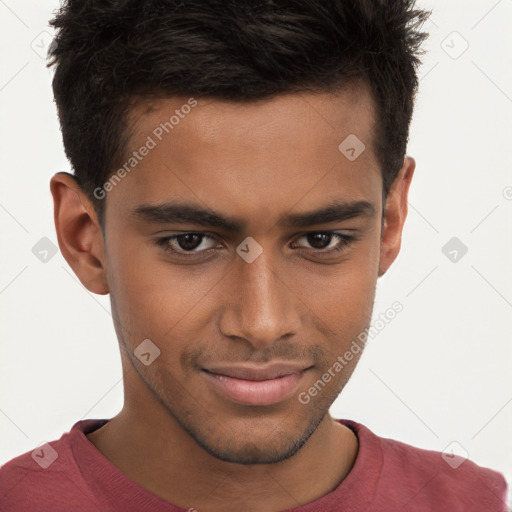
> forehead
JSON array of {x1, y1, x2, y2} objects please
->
[
  {"x1": 105, "y1": 85, "x2": 382, "y2": 229},
  {"x1": 130, "y1": 83, "x2": 375, "y2": 150}
]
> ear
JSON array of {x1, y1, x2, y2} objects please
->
[
  {"x1": 49, "y1": 172, "x2": 109, "y2": 295},
  {"x1": 378, "y1": 156, "x2": 415, "y2": 277}
]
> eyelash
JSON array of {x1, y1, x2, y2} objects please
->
[{"x1": 155, "y1": 232, "x2": 357, "y2": 259}]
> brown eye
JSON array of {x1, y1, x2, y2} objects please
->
[
  {"x1": 304, "y1": 233, "x2": 333, "y2": 249},
  {"x1": 174, "y1": 233, "x2": 204, "y2": 251},
  {"x1": 156, "y1": 233, "x2": 218, "y2": 255},
  {"x1": 292, "y1": 232, "x2": 355, "y2": 254}
]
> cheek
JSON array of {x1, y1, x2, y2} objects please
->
[
  {"x1": 105, "y1": 237, "x2": 169, "y2": 341},
  {"x1": 296, "y1": 249, "x2": 379, "y2": 377},
  {"x1": 299, "y1": 241, "x2": 378, "y2": 320},
  {"x1": 105, "y1": 239, "x2": 222, "y2": 346}
]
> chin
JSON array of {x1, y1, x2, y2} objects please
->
[
  {"x1": 180, "y1": 412, "x2": 323, "y2": 465},
  {"x1": 195, "y1": 435, "x2": 308, "y2": 465}
]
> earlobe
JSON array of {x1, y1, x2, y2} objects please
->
[
  {"x1": 378, "y1": 156, "x2": 415, "y2": 277},
  {"x1": 49, "y1": 172, "x2": 110, "y2": 295}
]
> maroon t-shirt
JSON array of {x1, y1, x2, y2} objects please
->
[{"x1": 0, "y1": 418, "x2": 508, "y2": 511}]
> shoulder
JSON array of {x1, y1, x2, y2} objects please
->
[
  {"x1": 345, "y1": 420, "x2": 508, "y2": 511},
  {"x1": 0, "y1": 421, "x2": 103, "y2": 512}
]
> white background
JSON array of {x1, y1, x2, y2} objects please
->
[{"x1": 1, "y1": 0, "x2": 511, "y2": 502}]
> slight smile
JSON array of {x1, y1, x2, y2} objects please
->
[{"x1": 202, "y1": 363, "x2": 313, "y2": 406}]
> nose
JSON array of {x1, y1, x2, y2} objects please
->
[{"x1": 218, "y1": 247, "x2": 302, "y2": 350}]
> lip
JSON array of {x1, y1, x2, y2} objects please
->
[
  {"x1": 202, "y1": 363, "x2": 311, "y2": 406},
  {"x1": 203, "y1": 363, "x2": 311, "y2": 381}
]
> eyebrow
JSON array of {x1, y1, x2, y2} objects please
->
[{"x1": 130, "y1": 199, "x2": 376, "y2": 233}]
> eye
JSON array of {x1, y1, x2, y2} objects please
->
[
  {"x1": 156, "y1": 233, "x2": 219, "y2": 256},
  {"x1": 155, "y1": 231, "x2": 357, "y2": 259},
  {"x1": 291, "y1": 232, "x2": 356, "y2": 255}
]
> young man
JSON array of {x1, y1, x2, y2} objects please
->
[{"x1": 0, "y1": 1, "x2": 508, "y2": 511}]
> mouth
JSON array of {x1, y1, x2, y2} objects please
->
[{"x1": 201, "y1": 363, "x2": 312, "y2": 406}]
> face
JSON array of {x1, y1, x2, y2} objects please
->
[{"x1": 52, "y1": 84, "x2": 414, "y2": 465}]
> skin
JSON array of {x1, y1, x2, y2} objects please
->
[{"x1": 50, "y1": 83, "x2": 414, "y2": 512}]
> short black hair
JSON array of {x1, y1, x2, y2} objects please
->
[{"x1": 47, "y1": 0, "x2": 430, "y2": 230}]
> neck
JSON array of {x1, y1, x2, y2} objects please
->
[{"x1": 86, "y1": 401, "x2": 358, "y2": 512}]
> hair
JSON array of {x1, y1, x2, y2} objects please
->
[{"x1": 47, "y1": 0, "x2": 430, "y2": 230}]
